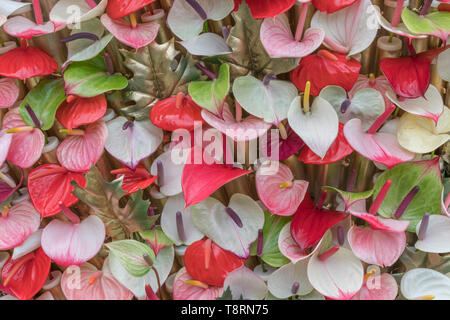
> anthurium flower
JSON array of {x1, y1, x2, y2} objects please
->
[
  {"x1": 380, "y1": 47, "x2": 448, "y2": 99},
  {"x1": 180, "y1": 33, "x2": 232, "y2": 56},
  {"x1": 61, "y1": 261, "x2": 134, "y2": 300},
  {"x1": 27, "y1": 164, "x2": 87, "y2": 217},
  {"x1": 191, "y1": 194, "x2": 265, "y2": 258},
  {"x1": 0, "y1": 169, "x2": 22, "y2": 203},
  {"x1": 311, "y1": 0, "x2": 358, "y2": 13},
  {"x1": 260, "y1": 13, "x2": 324, "y2": 58},
  {"x1": 100, "y1": 14, "x2": 159, "y2": 49},
  {"x1": 151, "y1": 93, "x2": 205, "y2": 132},
  {"x1": 288, "y1": 84, "x2": 339, "y2": 159},
  {"x1": 401, "y1": 7, "x2": 450, "y2": 43},
  {"x1": 347, "y1": 199, "x2": 409, "y2": 267},
  {"x1": 343, "y1": 114, "x2": 415, "y2": 169},
  {"x1": 3, "y1": 16, "x2": 55, "y2": 39},
  {"x1": 349, "y1": 74, "x2": 396, "y2": 108},
  {"x1": 233, "y1": 74, "x2": 298, "y2": 125},
  {"x1": 111, "y1": 165, "x2": 157, "y2": 196},
  {"x1": 389, "y1": 83, "x2": 444, "y2": 124},
  {"x1": 311, "y1": 0, "x2": 377, "y2": 55},
  {"x1": 3, "y1": 108, "x2": 45, "y2": 169},
  {"x1": 201, "y1": 102, "x2": 271, "y2": 142},
  {"x1": 267, "y1": 259, "x2": 313, "y2": 299},
  {"x1": 351, "y1": 267, "x2": 398, "y2": 300},
  {"x1": 41, "y1": 207, "x2": 105, "y2": 267},
  {"x1": 0, "y1": 41, "x2": 58, "y2": 80},
  {"x1": 290, "y1": 193, "x2": 347, "y2": 254},
  {"x1": 108, "y1": 245, "x2": 174, "y2": 299},
  {"x1": 106, "y1": 0, "x2": 157, "y2": 19},
  {"x1": 290, "y1": 51, "x2": 361, "y2": 96},
  {"x1": 319, "y1": 85, "x2": 385, "y2": 131},
  {"x1": 12, "y1": 229, "x2": 42, "y2": 260},
  {"x1": 401, "y1": 268, "x2": 450, "y2": 300},
  {"x1": 0, "y1": 201, "x2": 40, "y2": 250},
  {"x1": 307, "y1": 244, "x2": 364, "y2": 300},
  {"x1": 234, "y1": 0, "x2": 296, "y2": 19},
  {"x1": 184, "y1": 238, "x2": 245, "y2": 287},
  {"x1": 173, "y1": 267, "x2": 223, "y2": 300},
  {"x1": 260, "y1": 122, "x2": 304, "y2": 161},
  {"x1": 50, "y1": 0, "x2": 108, "y2": 28},
  {"x1": 0, "y1": 78, "x2": 19, "y2": 108},
  {"x1": 397, "y1": 106, "x2": 450, "y2": 154},
  {"x1": 373, "y1": 5, "x2": 427, "y2": 39},
  {"x1": 415, "y1": 214, "x2": 450, "y2": 253},
  {"x1": 161, "y1": 194, "x2": 204, "y2": 246},
  {"x1": 182, "y1": 146, "x2": 252, "y2": 208},
  {"x1": 299, "y1": 122, "x2": 353, "y2": 164},
  {"x1": 223, "y1": 267, "x2": 268, "y2": 300},
  {"x1": 437, "y1": 47, "x2": 450, "y2": 81},
  {"x1": 105, "y1": 116, "x2": 163, "y2": 170},
  {"x1": 0, "y1": 0, "x2": 31, "y2": 17},
  {"x1": 56, "y1": 95, "x2": 107, "y2": 130},
  {"x1": 256, "y1": 160, "x2": 308, "y2": 216},
  {"x1": 1, "y1": 248, "x2": 50, "y2": 300},
  {"x1": 168, "y1": 0, "x2": 234, "y2": 40}
]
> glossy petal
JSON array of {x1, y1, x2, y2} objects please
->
[
  {"x1": 437, "y1": 47, "x2": 450, "y2": 81},
  {"x1": 223, "y1": 267, "x2": 268, "y2": 300},
  {"x1": 260, "y1": 123, "x2": 305, "y2": 161},
  {"x1": 401, "y1": 268, "x2": 450, "y2": 300},
  {"x1": 415, "y1": 215, "x2": 450, "y2": 253},
  {"x1": 56, "y1": 95, "x2": 107, "y2": 130},
  {"x1": 256, "y1": 161, "x2": 308, "y2": 216},
  {"x1": 343, "y1": 118, "x2": 415, "y2": 168},
  {"x1": 111, "y1": 165, "x2": 157, "y2": 196},
  {"x1": 0, "y1": 201, "x2": 40, "y2": 250},
  {"x1": 260, "y1": 13, "x2": 324, "y2": 58},
  {"x1": 50, "y1": 0, "x2": 108, "y2": 27},
  {"x1": 352, "y1": 273, "x2": 398, "y2": 300},
  {"x1": 107, "y1": 0, "x2": 157, "y2": 19},
  {"x1": 0, "y1": 78, "x2": 19, "y2": 108},
  {"x1": 240, "y1": 0, "x2": 296, "y2": 19},
  {"x1": 3, "y1": 16, "x2": 55, "y2": 39},
  {"x1": 311, "y1": 0, "x2": 358, "y2": 13},
  {"x1": 278, "y1": 222, "x2": 318, "y2": 263},
  {"x1": 349, "y1": 74, "x2": 396, "y2": 108},
  {"x1": 173, "y1": 267, "x2": 223, "y2": 300},
  {"x1": 267, "y1": 260, "x2": 313, "y2": 298},
  {"x1": 0, "y1": 130, "x2": 12, "y2": 169},
  {"x1": 181, "y1": 33, "x2": 232, "y2": 56}
]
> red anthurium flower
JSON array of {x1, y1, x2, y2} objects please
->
[
  {"x1": 380, "y1": 46, "x2": 449, "y2": 99},
  {"x1": 234, "y1": 0, "x2": 296, "y2": 18},
  {"x1": 182, "y1": 146, "x2": 253, "y2": 208},
  {"x1": 111, "y1": 165, "x2": 158, "y2": 196},
  {"x1": 106, "y1": 0, "x2": 157, "y2": 19},
  {"x1": 260, "y1": 123, "x2": 305, "y2": 161},
  {"x1": 151, "y1": 93, "x2": 205, "y2": 132},
  {"x1": 184, "y1": 239, "x2": 245, "y2": 287},
  {"x1": 27, "y1": 164, "x2": 86, "y2": 218},
  {"x1": 311, "y1": 0, "x2": 358, "y2": 13},
  {"x1": 56, "y1": 95, "x2": 107, "y2": 130},
  {"x1": 290, "y1": 50, "x2": 361, "y2": 96},
  {"x1": 290, "y1": 193, "x2": 347, "y2": 252},
  {"x1": 1, "y1": 248, "x2": 51, "y2": 300},
  {"x1": 0, "y1": 41, "x2": 58, "y2": 80},
  {"x1": 299, "y1": 122, "x2": 353, "y2": 164}
]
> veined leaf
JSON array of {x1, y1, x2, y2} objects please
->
[
  {"x1": 105, "y1": 240, "x2": 155, "y2": 277},
  {"x1": 71, "y1": 166, "x2": 159, "y2": 240},
  {"x1": 322, "y1": 186, "x2": 374, "y2": 211}
]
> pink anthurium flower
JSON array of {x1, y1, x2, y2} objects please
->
[
  {"x1": 347, "y1": 199, "x2": 409, "y2": 267},
  {"x1": 2, "y1": 108, "x2": 45, "y2": 169},
  {"x1": 61, "y1": 261, "x2": 134, "y2": 300},
  {"x1": 100, "y1": 14, "x2": 160, "y2": 49},
  {"x1": 255, "y1": 160, "x2": 308, "y2": 216},
  {"x1": 3, "y1": 16, "x2": 55, "y2": 39},
  {"x1": 260, "y1": 13, "x2": 324, "y2": 58},
  {"x1": 343, "y1": 107, "x2": 415, "y2": 168},
  {"x1": 201, "y1": 102, "x2": 271, "y2": 142},
  {"x1": 41, "y1": 204, "x2": 105, "y2": 267},
  {"x1": 349, "y1": 74, "x2": 395, "y2": 108},
  {"x1": 50, "y1": 0, "x2": 108, "y2": 29},
  {"x1": 0, "y1": 201, "x2": 40, "y2": 251},
  {"x1": 0, "y1": 78, "x2": 19, "y2": 108},
  {"x1": 351, "y1": 267, "x2": 398, "y2": 300},
  {"x1": 307, "y1": 245, "x2": 364, "y2": 300},
  {"x1": 173, "y1": 267, "x2": 223, "y2": 300},
  {"x1": 57, "y1": 121, "x2": 108, "y2": 173}
]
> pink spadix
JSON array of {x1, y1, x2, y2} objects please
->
[{"x1": 369, "y1": 179, "x2": 392, "y2": 215}]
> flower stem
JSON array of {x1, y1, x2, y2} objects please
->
[
  {"x1": 194, "y1": 63, "x2": 216, "y2": 80},
  {"x1": 392, "y1": 0, "x2": 405, "y2": 27},
  {"x1": 85, "y1": 0, "x2": 97, "y2": 9},
  {"x1": 59, "y1": 203, "x2": 81, "y2": 224},
  {"x1": 32, "y1": 0, "x2": 44, "y2": 25},
  {"x1": 295, "y1": 2, "x2": 309, "y2": 41}
]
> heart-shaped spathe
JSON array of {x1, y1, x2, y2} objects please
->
[
  {"x1": 255, "y1": 160, "x2": 308, "y2": 216},
  {"x1": 352, "y1": 271, "x2": 398, "y2": 300},
  {"x1": 415, "y1": 215, "x2": 450, "y2": 254},
  {"x1": 234, "y1": 0, "x2": 296, "y2": 19},
  {"x1": 3, "y1": 16, "x2": 55, "y2": 39},
  {"x1": 50, "y1": 0, "x2": 108, "y2": 28},
  {"x1": 260, "y1": 13, "x2": 324, "y2": 58},
  {"x1": 190, "y1": 194, "x2": 265, "y2": 258},
  {"x1": 173, "y1": 267, "x2": 223, "y2": 300},
  {"x1": 288, "y1": 95, "x2": 339, "y2": 159},
  {"x1": 0, "y1": 78, "x2": 19, "y2": 108},
  {"x1": 223, "y1": 266, "x2": 268, "y2": 300},
  {"x1": 401, "y1": 268, "x2": 450, "y2": 300},
  {"x1": 111, "y1": 165, "x2": 157, "y2": 196},
  {"x1": 311, "y1": 0, "x2": 358, "y2": 13},
  {"x1": 349, "y1": 74, "x2": 396, "y2": 108},
  {"x1": 180, "y1": 33, "x2": 232, "y2": 56},
  {"x1": 56, "y1": 95, "x2": 107, "y2": 130},
  {"x1": 267, "y1": 260, "x2": 313, "y2": 299},
  {"x1": 41, "y1": 215, "x2": 105, "y2": 267}
]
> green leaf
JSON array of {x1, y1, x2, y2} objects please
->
[
  {"x1": 373, "y1": 158, "x2": 443, "y2": 232},
  {"x1": 19, "y1": 79, "x2": 67, "y2": 131},
  {"x1": 322, "y1": 186, "x2": 374, "y2": 211},
  {"x1": 250, "y1": 211, "x2": 290, "y2": 267},
  {"x1": 139, "y1": 227, "x2": 173, "y2": 256},
  {"x1": 105, "y1": 240, "x2": 155, "y2": 277},
  {"x1": 64, "y1": 55, "x2": 128, "y2": 98},
  {"x1": 71, "y1": 166, "x2": 159, "y2": 240},
  {"x1": 402, "y1": 8, "x2": 450, "y2": 38},
  {"x1": 119, "y1": 39, "x2": 205, "y2": 120},
  {"x1": 218, "y1": 2, "x2": 298, "y2": 78},
  {"x1": 188, "y1": 63, "x2": 230, "y2": 114}
]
